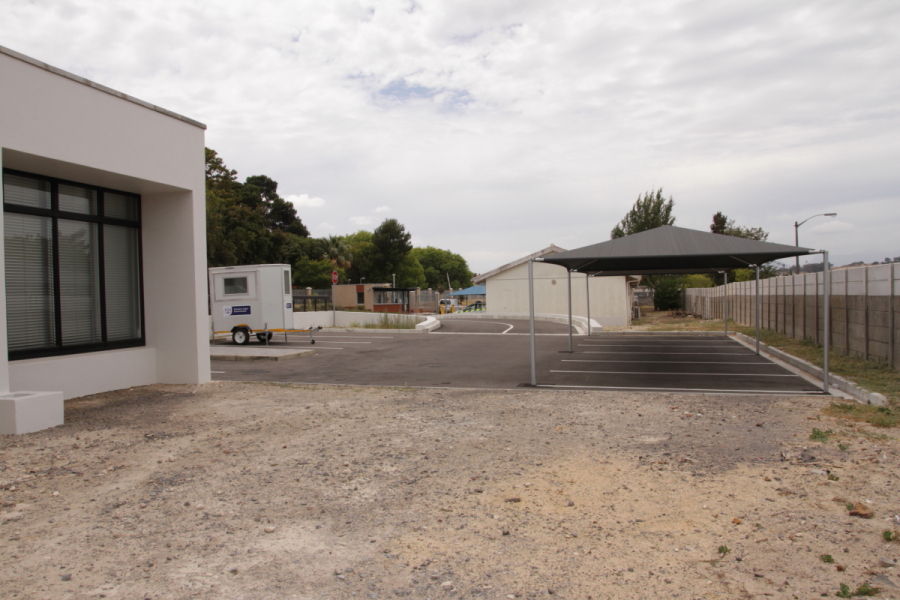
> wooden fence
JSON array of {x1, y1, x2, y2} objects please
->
[{"x1": 684, "y1": 263, "x2": 899, "y2": 370}]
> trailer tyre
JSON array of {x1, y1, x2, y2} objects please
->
[
  {"x1": 256, "y1": 332, "x2": 273, "y2": 342},
  {"x1": 232, "y1": 328, "x2": 250, "y2": 345}
]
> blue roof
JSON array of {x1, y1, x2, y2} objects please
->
[{"x1": 448, "y1": 285, "x2": 486, "y2": 296}]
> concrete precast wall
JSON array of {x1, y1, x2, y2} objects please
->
[
  {"x1": 684, "y1": 263, "x2": 899, "y2": 370},
  {"x1": 290, "y1": 311, "x2": 424, "y2": 329}
]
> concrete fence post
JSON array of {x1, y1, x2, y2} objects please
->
[
  {"x1": 844, "y1": 271, "x2": 850, "y2": 356},
  {"x1": 814, "y1": 272, "x2": 820, "y2": 346},
  {"x1": 890, "y1": 262, "x2": 896, "y2": 370},
  {"x1": 802, "y1": 272, "x2": 807, "y2": 341},
  {"x1": 863, "y1": 266, "x2": 869, "y2": 360}
]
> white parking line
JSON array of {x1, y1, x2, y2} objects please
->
[
  {"x1": 561, "y1": 359, "x2": 778, "y2": 365},
  {"x1": 551, "y1": 369, "x2": 796, "y2": 377},
  {"x1": 579, "y1": 351, "x2": 753, "y2": 355},
  {"x1": 537, "y1": 384, "x2": 823, "y2": 394},
  {"x1": 579, "y1": 344, "x2": 739, "y2": 348},
  {"x1": 304, "y1": 335, "x2": 394, "y2": 339}
]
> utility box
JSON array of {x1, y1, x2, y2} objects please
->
[{"x1": 209, "y1": 264, "x2": 294, "y2": 344}]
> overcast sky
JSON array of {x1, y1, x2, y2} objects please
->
[{"x1": 3, "y1": 0, "x2": 899, "y2": 273}]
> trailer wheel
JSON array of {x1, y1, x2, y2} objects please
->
[
  {"x1": 256, "y1": 332, "x2": 273, "y2": 342},
  {"x1": 232, "y1": 328, "x2": 250, "y2": 345}
]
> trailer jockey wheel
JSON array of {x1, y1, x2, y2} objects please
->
[
  {"x1": 311, "y1": 340, "x2": 315, "y2": 345},
  {"x1": 256, "y1": 332, "x2": 273, "y2": 343},
  {"x1": 232, "y1": 328, "x2": 251, "y2": 345}
]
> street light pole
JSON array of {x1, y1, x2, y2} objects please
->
[{"x1": 794, "y1": 213, "x2": 837, "y2": 273}]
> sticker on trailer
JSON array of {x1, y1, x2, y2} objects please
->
[
  {"x1": 224, "y1": 305, "x2": 252, "y2": 316},
  {"x1": 285, "y1": 302, "x2": 292, "y2": 309}
]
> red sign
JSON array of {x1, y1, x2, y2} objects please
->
[{"x1": 331, "y1": 270, "x2": 339, "y2": 285}]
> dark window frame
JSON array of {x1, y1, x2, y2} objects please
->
[{"x1": 3, "y1": 168, "x2": 145, "y2": 361}]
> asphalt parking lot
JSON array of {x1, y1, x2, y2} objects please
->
[
  {"x1": 541, "y1": 333, "x2": 823, "y2": 394},
  {"x1": 211, "y1": 320, "x2": 823, "y2": 394}
]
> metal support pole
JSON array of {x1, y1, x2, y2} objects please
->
[
  {"x1": 823, "y1": 250, "x2": 831, "y2": 393},
  {"x1": 529, "y1": 260, "x2": 536, "y2": 387},
  {"x1": 724, "y1": 272, "x2": 729, "y2": 336},
  {"x1": 585, "y1": 274, "x2": 591, "y2": 336},
  {"x1": 567, "y1": 269, "x2": 573, "y2": 353},
  {"x1": 755, "y1": 266, "x2": 760, "y2": 355}
]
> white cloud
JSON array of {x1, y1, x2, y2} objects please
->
[
  {"x1": 374, "y1": 206, "x2": 391, "y2": 213},
  {"x1": 2, "y1": 0, "x2": 897, "y2": 272},
  {"x1": 286, "y1": 194, "x2": 325, "y2": 208}
]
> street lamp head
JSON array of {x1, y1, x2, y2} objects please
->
[{"x1": 824, "y1": 213, "x2": 837, "y2": 217}]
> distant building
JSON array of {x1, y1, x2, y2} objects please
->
[{"x1": 473, "y1": 245, "x2": 638, "y2": 327}]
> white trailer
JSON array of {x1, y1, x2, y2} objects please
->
[{"x1": 209, "y1": 264, "x2": 320, "y2": 345}]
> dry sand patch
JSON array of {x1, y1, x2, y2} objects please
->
[{"x1": 1, "y1": 382, "x2": 898, "y2": 599}]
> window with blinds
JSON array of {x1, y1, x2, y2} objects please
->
[{"x1": 3, "y1": 170, "x2": 143, "y2": 359}]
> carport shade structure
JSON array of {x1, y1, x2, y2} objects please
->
[{"x1": 526, "y1": 225, "x2": 832, "y2": 392}]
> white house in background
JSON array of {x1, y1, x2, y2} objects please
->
[
  {"x1": 473, "y1": 245, "x2": 638, "y2": 327},
  {"x1": 0, "y1": 46, "x2": 210, "y2": 434}
]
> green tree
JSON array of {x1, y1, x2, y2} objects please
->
[
  {"x1": 205, "y1": 148, "x2": 311, "y2": 268},
  {"x1": 610, "y1": 188, "x2": 675, "y2": 239},
  {"x1": 410, "y1": 247, "x2": 474, "y2": 291},
  {"x1": 394, "y1": 254, "x2": 427, "y2": 288},
  {"x1": 292, "y1": 256, "x2": 337, "y2": 289},
  {"x1": 710, "y1": 211, "x2": 768, "y2": 241},
  {"x1": 344, "y1": 231, "x2": 378, "y2": 283},
  {"x1": 369, "y1": 218, "x2": 413, "y2": 283},
  {"x1": 610, "y1": 189, "x2": 676, "y2": 292},
  {"x1": 709, "y1": 212, "x2": 775, "y2": 284},
  {"x1": 318, "y1": 235, "x2": 352, "y2": 271},
  {"x1": 653, "y1": 276, "x2": 683, "y2": 310},
  {"x1": 682, "y1": 274, "x2": 715, "y2": 288}
]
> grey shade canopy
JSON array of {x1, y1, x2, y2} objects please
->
[{"x1": 541, "y1": 225, "x2": 814, "y2": 275}]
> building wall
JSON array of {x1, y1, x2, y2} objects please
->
[
  {"x1": 0, "y1": 48, "x2": 210, "y2": 399},
  {"x1": 332, "y1": 283, "x2": 390, "y2": 311},
  {"x1": 484, "y1": 261, "x2": 630, "y2": 326}
]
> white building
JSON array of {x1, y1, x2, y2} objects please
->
[
  {"x1": 473, "y1": 245, "x2": 638, "y2": 327},
  {"x1": 0, "y1": 46, "x2": 210, "y2": 433}
]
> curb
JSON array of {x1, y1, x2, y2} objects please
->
[{"x1": 732, "y1": 332, "x2": 887, "y2": 406}]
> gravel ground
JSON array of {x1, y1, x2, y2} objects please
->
[{"x1": 1, "y1": 382, "x2": 899, "y2": 600}]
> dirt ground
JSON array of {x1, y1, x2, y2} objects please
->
[{"x1": 2, "y1": 382, "x2": 899, "y2": 600}]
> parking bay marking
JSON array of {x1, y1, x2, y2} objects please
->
[
  {"x1": 562, "y1": 359, "x2": 780, "y2": 365},
  {"x1": 551, "y1": 369, "x2": 797, "y2": 377},
  {"x1": 577, "y1": 351, "x2": 755, "y2": 355},
  {"x1": 537, "y1": 384, "x2": 823, "y2": 394}
]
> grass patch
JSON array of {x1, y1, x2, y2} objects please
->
[
  {"x1": 824, "y1": 403, "x2": 900, "y2": 429},
  {"x1": 809, "y1": 428, "x2": 834, "y2": 442},
  {"x1": 360, "y1": 314, "x2": 418, "y2": 330},
  {"x1": 836, "y1": 582, "x2": 881, "y2": 597}
]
